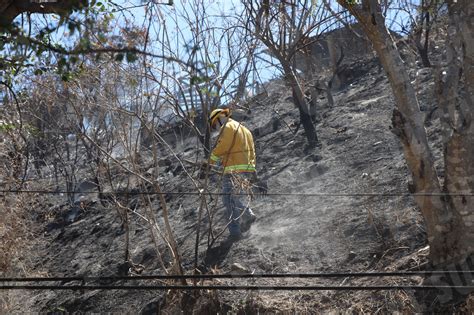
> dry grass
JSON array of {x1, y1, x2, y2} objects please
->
[
  {"x1": 0, "y1": 193, "x2": 35, "y2": 311},
  {"x1": 0, "y1": 198, "x2": 27, "y2": 270},
  {"x1": 466, "y1": 294, "x2": 474, "y2": 311},
  {"x1": 0, "y1": 136, "x2": 37, "y2": 312}
]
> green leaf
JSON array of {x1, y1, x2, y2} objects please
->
[
  {"x1": 126, "y1": 52, "x2": 138, "y2": 63},
  {"x1": 129, "y1": 78, "x2": 138, "y2": 87},
  {"x1": 190, "y1": 75, "x2": 209, "y2": 85},
  {"x1": 206, "y1": 62, "x2": 216, "y2": 70},
  {"x1": 61, "y1": 73, "x2": 71, "y2": 82},
  {"x1": 79, "y1": 37, "x2": 91, "y2": 48},
  {"x1": 115, "y1": 53, "x2": 124, "y2": 62},
  {"x1": 0, "y1": 122, "x2": 15, "y2": 132},
  {"x1": 98, "y1": 33, "x2": 107, "y2": 43},
  {"x1": 34, "y1": 68, "x2": 43, "y2": 75},
  {"x1": 16, "y1": 36, "x2": 29, "y2": 45},
  {"x1": 58, "y1": 57, "x2": 67, "y2": 68},
  {"x1": 25, "y1": 124, "x2": 40, "y2": 136}
]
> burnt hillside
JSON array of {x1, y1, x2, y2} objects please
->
[{"x1": 3, "y1": 46, "x2": 473, "y2": 313}]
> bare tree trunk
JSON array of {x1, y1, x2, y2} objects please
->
[
  {"x1": 327, "y1": 36, "x2": 340, "y2": 90},
  {"x1": 0, "y1": 0, "x2": 87, "y2": 26},
  {"x1": 281, "y1": 62, "x2": 318, "y2": 147},
  {"x1": 413, "y1": 7, "x2": 432, "y2": 68},
  {"x1": 338, "y1": 0, "x2": 473, "y2": 264},
  {"x1": 441, "y1": 0, "x2": 474, "y2": 262},
  {"x1": 326, "y1": 44, "x2": 344, "y2": 106},
  {"x1": 247, "y1": 0, "x2": 321, "y2": 148},
  {"x1": 268, "y1": 45, "x2": 319, "y2": 146},
  {"x1": 234, "y1": 47, "x2": 256, "y2": 103}
]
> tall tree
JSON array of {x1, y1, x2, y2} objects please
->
[
  {"x1": 396, "y1": 0, "x2": 444, "y2": 67},
  {"x1": 336, "y1": 0, "x2": 473, "y2": 265},
  {"x1": 243, "y1": 0, "x2": 332, "y2": 148}
]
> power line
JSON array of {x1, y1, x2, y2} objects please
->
[
  {"x1": 0, "y1": 189, "x2": 473, "y2": 197},
  {"x1": 2, "y1": 284, "x2": 474, "y2": 291},
  {"x1": 2, "y1": 270, "x2": 473, "y2": 282}
]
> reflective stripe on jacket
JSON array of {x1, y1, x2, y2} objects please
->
[{"x1": 210, "y1": 118, "x2": 256, "y2": 174}]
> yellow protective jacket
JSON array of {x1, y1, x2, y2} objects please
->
[{"x1": 210, "y1": 118, "x2": 256, "y2": 173}]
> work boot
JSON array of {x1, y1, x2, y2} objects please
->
[{"x1": 241, "y1": 213, "x2": 257, "y2": 232}]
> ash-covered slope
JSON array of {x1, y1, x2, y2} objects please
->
[{"x1": 9, "y1": 54, "x2": 453, "y2": 313}]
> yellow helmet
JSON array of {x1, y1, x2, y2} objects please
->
[{"x1": 209, "y1": 108, "x2": 229, "y2": 128}]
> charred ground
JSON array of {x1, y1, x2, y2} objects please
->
[{"x1": 3, "y1": 50, "x2": 473, "y2": 313}]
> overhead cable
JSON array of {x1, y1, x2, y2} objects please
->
[
  {"x1": 0, "y1": 189, "x2": 473, "y2": 197},
  {"x1": 2, "y1": 270, "x2": 473, "y2": 282},
  {"x1": 2, "y1": 284, "x2": 473, "y2": 291}
]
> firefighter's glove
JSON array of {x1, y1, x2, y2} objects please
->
[{"x1": 251, "y1": 172, "x2": 268, "y2": 196}]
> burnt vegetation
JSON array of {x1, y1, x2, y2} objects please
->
[{"x1": 1, "y1": 0, "x2": 473, "y2": 313}]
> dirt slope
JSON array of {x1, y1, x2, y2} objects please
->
[{"x1": 6, "y1": 54, "x2": 457, "y2": 313}]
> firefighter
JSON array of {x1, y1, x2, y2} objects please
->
[{"x1": 208, "y1": 108, "x2": 258, "y2": 241}]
